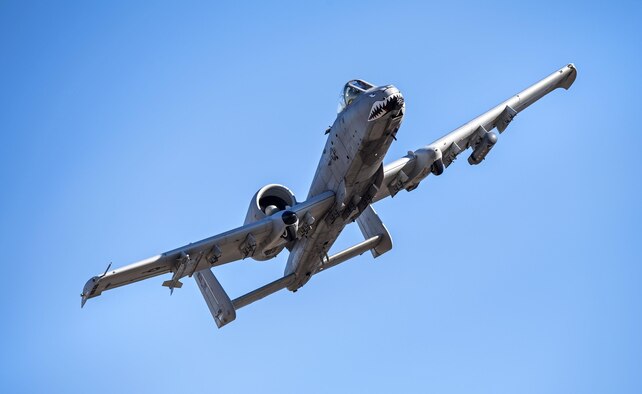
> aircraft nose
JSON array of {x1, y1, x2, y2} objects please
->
[
  {"x1": 387, "y1": 90, "x2": 404, "y2": 111},
  {"x1": 368, "y1": 88, "x2": 404, "y2": 121}
]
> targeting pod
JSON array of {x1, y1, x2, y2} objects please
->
[{"x1": 468, "y1": 130, "x2": 498, "y2": 165}]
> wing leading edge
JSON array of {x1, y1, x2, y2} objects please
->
[{"x1": 373, "y1": 64, "x2": 577, "y2": 202}]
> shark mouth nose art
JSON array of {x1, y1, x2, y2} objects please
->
[{"x1": 368, "y1": 93, "x2": 404, "y2": 121}]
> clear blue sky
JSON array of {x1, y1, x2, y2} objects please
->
[{"x1": 1, "y1": 1, "x2": 641, "y2": 393}]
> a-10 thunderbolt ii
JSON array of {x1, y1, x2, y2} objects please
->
[{"x1": 82, "y1": 64, "x2": 577, "y2": 328}]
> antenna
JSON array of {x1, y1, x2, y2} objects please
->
[{"x1": 99, "y1": 262, "x2": 112, "y2": 278}]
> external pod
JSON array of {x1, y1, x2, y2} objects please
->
[{"x1": 468, "y1": 131, "x2": 498, "y2": 165}]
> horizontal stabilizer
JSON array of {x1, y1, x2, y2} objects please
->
[
  {"x1": 232, "y1": 274, "x2": 295, "y2": 310},
  {"x1": 317, "y1": 235, "x2": 383, "y2": 273},
  {"x1": 231, "y1": 234, "x2": 384, "y2": 312}
]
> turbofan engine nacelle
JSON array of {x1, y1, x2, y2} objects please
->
[
  {"x1": 244, "y1": 184, "x2": 298, "y2": 261},
  {"x1": 404, "y1": 147, "x2": 444, "y2": 191}
]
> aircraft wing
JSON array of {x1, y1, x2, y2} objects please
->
[
  {"x1": 81, "y1": 191, "x2": 334, "y2": 306},
  {"x1": 373, "y1": 64, "x2": 577, "y2": 202}
]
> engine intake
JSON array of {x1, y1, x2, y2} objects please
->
[
  {"x1": 244, "y1": 184, "x2": 297, "y2": 225},
  {"x1": 244, "y1": 184, "x2": 298, "y2": 261}
]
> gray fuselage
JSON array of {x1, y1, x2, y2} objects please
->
[{"x1": 284, "y1": 83, "x2": 404, "y2": 290}]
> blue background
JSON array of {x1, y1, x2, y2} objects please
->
[{"x1": 1, "y1": 1, "x2": 641, "y2": 393}]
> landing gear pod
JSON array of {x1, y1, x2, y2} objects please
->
[
  {"x1": 281, "y1": 210, "x2": 299, "y2": 242},
  {"x1": 431, "y1": 155, "x2": 445, "y2": 175},
  {"x1": 410, "y1": 147, "x2": 444, "y2": 179},
  {"x1": 468, "y1": 131, "x2": 498, "y2": 165}
]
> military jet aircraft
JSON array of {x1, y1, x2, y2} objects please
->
[{"x1": 82, "y1": 64, "x2": 577, "y2": 328}]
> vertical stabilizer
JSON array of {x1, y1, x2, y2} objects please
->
[
  {"x1": 194, "y1": 269, "x2": 236, "y2": 328},
  {"x1": 356, "y1": 205, "x2": 393, "y2": 258}
]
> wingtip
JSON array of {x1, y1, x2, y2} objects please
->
[
  {"x1": 81, "y1": 276, "x2": 100, "y2": 308},
  {"x1": 561, "y1": 63, "x2": 577, "y2": 90}
]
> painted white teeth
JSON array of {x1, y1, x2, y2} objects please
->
[{"x1": 368, "y1": 93, "x2": 402, "y2": 121}]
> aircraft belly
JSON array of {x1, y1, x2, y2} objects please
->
[
  {"x1": 286, "y1": 119, "x2": 401, "y2": 289},
  {"x1": 284, "y1": 213, "x2": 346, "y2": 290},
  {"x1": 325, "y1": 126, "x2": 388, "y2": 195},
  {"x1": 344, "y1": 114, "x2": 401, "y2": 186},
  {"x1": 330, "y1": 136, "x2": 351, "y2": 186}
]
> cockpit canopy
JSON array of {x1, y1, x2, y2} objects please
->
[{"x1": 337, "y1": 79, "x2": 374, "y2": 114}]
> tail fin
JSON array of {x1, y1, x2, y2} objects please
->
[
  {"x1": 356, "y1": 205, "x2": 393, "y2": 258},
  {"x1": 193, "y1": 269, "x2": 236, "y2": 328}
]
